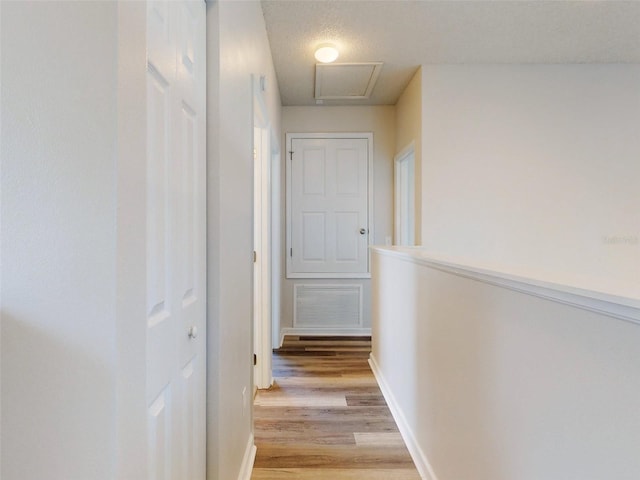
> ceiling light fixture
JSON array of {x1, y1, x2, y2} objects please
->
[{"x1": 314, "y1": 43, "x2": 339, "y2": 63}]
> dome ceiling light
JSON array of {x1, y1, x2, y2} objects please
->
[{"x1": 314, "y1": 43, "x2": 339, "y2": 63}]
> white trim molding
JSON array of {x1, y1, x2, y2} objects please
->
[
  {"x1": 394, "y1": 142, "x2": 416, "y2": 246},
  {"x1": 281, "y1": 327, "x2": 372, "y2": 337},
  {"x1": 237, "y1": 434, "x2": 257, "y2": 480},
  {"x1": 371, "y1": 247, "x2": 640, "y2": 325},
  {"x1": 253, "y1": 75, "x2": 274, "y2": 391},
  {"x1": 369, "y1": 354, "x2": 437, "y2": 480}
]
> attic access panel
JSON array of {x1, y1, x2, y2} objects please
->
[{"x1": 315, "y1": 62, "x2": 383, "y2": 100}]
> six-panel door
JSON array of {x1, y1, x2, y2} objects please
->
[
  {"x1": 289, "y1": 137, "x2": 369, "y2": 276},
  {"x1": 146, "y1": 1, "x2": 206, "y2": 479}
]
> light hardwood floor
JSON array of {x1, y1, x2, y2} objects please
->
[{"x1": 251, "y1": 336, "x2": 421, "y2": 480}]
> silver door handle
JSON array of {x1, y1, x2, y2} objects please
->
[{"x1": 359, "y1": 228, "x2": 367, "y2": 235}]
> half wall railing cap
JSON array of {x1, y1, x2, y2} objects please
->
[{"x1": 371, "y1": 246, "x2": 640, "y2": 325}]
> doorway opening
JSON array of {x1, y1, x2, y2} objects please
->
[
  {"x1": 394, "y1": 144, "x2": 415, "y2": 246},
  {"x1": 253, "y1": 75, "x2": 280, "y2": 390}
]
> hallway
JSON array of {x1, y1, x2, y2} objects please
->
[{"x1": 251, "y1": 337, "x2": 420, "y2": 479}]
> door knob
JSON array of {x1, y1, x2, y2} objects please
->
[
  {"x1": 359, "y1": 228, "x2": 367, "y2": 235},
  {"x1": 188, "y1": 326, "x2": 198, "y2": 339}
]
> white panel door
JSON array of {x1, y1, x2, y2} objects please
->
[
  {"x1": 288, "y1": 136, "x2": 370, "y2": 277},
  {"x1": 146, "y1": 1, "x2": 206, "y2": 479}
]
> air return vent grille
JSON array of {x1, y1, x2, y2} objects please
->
[
  {"x1": 315, "y1": 63, "x2": 383, "y2": 100},
  {"x1": 294, "y1": 284, "x2": 363, "y2": 327}
]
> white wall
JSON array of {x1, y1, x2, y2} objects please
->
[
  {"x1": 206, "y1": 1, "x2": 282, "y2": 478},
  {"x1": 421, "y1": 65, "x2": 640, "y2": 284},
  {"x1": 279, "y1": 106, "x2": 396, "y2": 336},
  {"x1": 395, "y1": 67, "x2": 423, "y2": 244},
  {"x1": 115, "y1": 3, "x2": 150, "y2": 478},
  {"x1": 2, "y1": 3, "x2": 284, "y2": 479},
  {"x1": 371, "y1": 65, "x2": 640, "y2": 480},
  {"x1": 1, "y1": 2, "x2": 120, "y2": 478},
  {"x1": 371, "y1": 248, "x2": 640, "y2": 480},
  {"x1": 1, "y1": 3, "x2": 175, "y2": 478}
]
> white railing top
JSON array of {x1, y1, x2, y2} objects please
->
[{"x1": 371, "y1": 246, "x2": 640, "y2": 325}]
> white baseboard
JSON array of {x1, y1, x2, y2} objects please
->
[
  {"x1": 237, "y1": 433, "x2": 256, "y2": 480},
  {"x1": 369, "y1": 354, "x2": 438, "y2": 480},
  {"x1": 281, "y1": 327, "x2": 371, "y2": 337}
]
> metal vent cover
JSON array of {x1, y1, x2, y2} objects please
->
[
  {"x1": 294, "y1": 284, "x2": 363, "y2": 327},
  {"x1": 315, "y1": 62, "x2": 383, "y2": 100}
]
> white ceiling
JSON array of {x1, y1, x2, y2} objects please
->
[{"x1": 261, "y1": 0, "x2": 640, "y2": 106}]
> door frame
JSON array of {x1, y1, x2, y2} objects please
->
[
  {"x1": 285, "y1": 132, "x2": 374, "y2": 279},
  {"x1": 253, "y1": 76, "x2": 274, "y2": 390},
  {"x1": 394, "y1": 142, "x2": 415, "y2": 246},
  {"x1": 270, "y1": 148, "x2": 282, "y2": 350}
]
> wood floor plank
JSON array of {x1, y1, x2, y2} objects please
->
[
  {"x1": 253, "y1": 406, "x2": 398, "y2": 424},
  {"x1": 254, "y1": 417, "x2": 399, "y2": 434},
  {"x1": 354, "y1": 432, "x2": 405, "y2": 446},
  {"x1": 251, "y1": 468, "x2": 421, "y2": 479},
  {"x1": 273, "y1": 376, "x2": 378, "y2": 387},
  {"x1": 345, "y1": 393, "x2": 387, "y2": 406},
  {"x1": 262, "y1": 384, "x2": 382, "y2": 396},
  {"x1": 297, "y1": 336, "x2": 372, "y2": 342},
  {"x1": 303, "y1": 345, "x2": 373, "y2": 351},
  {"x1": 254, "y1": 393, "x2": 347, "y2": 407},
  {"x1": 253, "y1": 445, "x2": 416, "y2": 469},
  {"x1": 255, "y1": 430, "x2": 357, "y2": 446}
]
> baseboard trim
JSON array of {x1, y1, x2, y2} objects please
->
[
  {"x1": 237, "y1": 433, "x2": 256, "y2": 480},
  {"x1": 281, "y1": 327, "x2": 371, "y2": 337},
  {"x1": 369, "y1": 354, "x2": 438, "y2": 480}
]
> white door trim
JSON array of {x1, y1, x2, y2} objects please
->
[
  {"x1": 253, "y1": 76, "x2": 273, "y2": 390},
  {"x1": 270, "y1": 149, "x2": 282, "y2": 350},
  {"x1": 394, "y1": 142, "x2": 415, "y2": 246},
  {"x1": 285, "y1": 132, "x2": 374, "y2": 279}
]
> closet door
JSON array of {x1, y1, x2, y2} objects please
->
[{"x1": 146, "y1": 1, "x2": 206, "y2": 479}]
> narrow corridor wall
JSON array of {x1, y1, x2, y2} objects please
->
[{"x1": 206, "y1": 1, "x2": 282, "y2": 478}]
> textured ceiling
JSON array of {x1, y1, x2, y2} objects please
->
[{"x1": 261, "y1": 0, "x2": 640, "y2": 106}]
